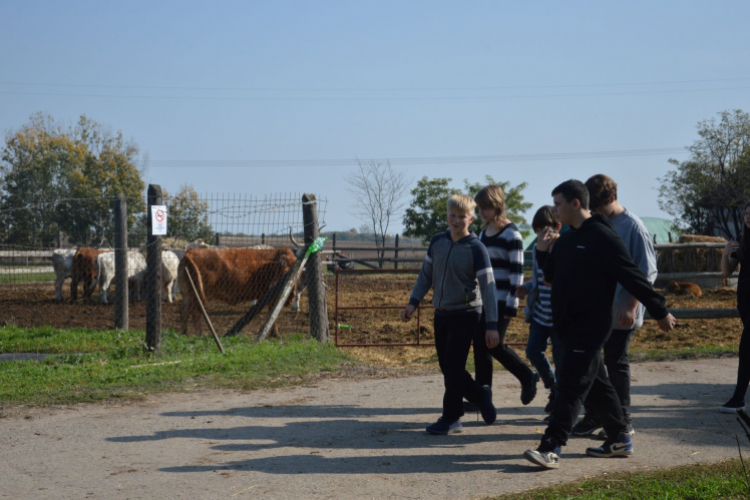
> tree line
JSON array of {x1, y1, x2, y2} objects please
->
[
  {"x1": 0, "y1": 113, "x2": 213, "y2": 248},
  {"x1": 3, "y1": 109, "x2": 748, "y2": 250}
]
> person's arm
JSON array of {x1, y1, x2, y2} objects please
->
[
  {"x1": 503, "y1": 230, "x2": 525, "y2": 318},
  {"x1": 472, "y1": 242, "x2": 499, "y2": 347},
  {"x1": 722, "y1": 240, "x2": 741, "y2": 277},
  {"x1": 604, "y1": 233, "x2": 675, "y2": 331},
  {"x1": 617, "y1": 224, "x2": 657, "y2": 327},
  {"x1": 401, "y1": 238, "x2": 436, "y2": 321}
]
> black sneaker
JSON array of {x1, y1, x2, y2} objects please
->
[
  {"x1": 479, "y1": 385, "x2": 497, "y2": 425},
  {"x1": 524, "y1": 438, "x2": 561, "y2": 469},
  {"x1": 521, "y1": 371, "x2": 539, "y2": 406},
  {"x1": 721, "y1": 399, "x2": 747, "y2": 414},
  {"x1": 543, "y1": 388, "x2": 556, "y2": 414},
  {"x1": 585, "y1": 433, "x2": 634, "y2": 458},
  {"x1": 572, "y1": 414, "x2": 602, "y2": 436},
  {"x1": 463, "y1": 400, "x2": 479, "y2": 412},
  {"x1": 426, "y1": 417, "x2": 462, "y2": 435}
]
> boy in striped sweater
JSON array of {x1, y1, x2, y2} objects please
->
[
  {"x1": 471, "y1": 185, "x2": 539, "y2": 407},
  {"x1": 516, "y1": 206, "x2": 564, "y2": 415}
]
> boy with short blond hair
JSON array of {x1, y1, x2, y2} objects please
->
[{"x1": 401, "y1": 194, "x2": 500, "y2": 434}]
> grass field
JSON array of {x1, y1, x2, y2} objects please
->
[
  {"x1": 0, "y1": 272, "x2": 55, "y2": 284},
  {"x1": 0, "y1": 326, "x2": 353, "y2": 407},
  {"x1": 493, "y1": 459, "x2": 749, "y2": 499}
]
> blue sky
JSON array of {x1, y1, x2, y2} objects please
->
[{"x1": 1, "y1": 1, "x2": 749, "y2": 233}]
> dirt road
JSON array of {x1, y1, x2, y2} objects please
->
[{"x1": 1, "y1": 358, "x2": 745, "y2": 499}]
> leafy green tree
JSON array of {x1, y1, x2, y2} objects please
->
[
  {"x1": 0, "y1": 113, "x2": 145, "y2": 247},
  {"x1": 165, "y1": 184, "x2": 214, "y2": 243},
  {"x1": 659, "y1": 109, "x2": 750, "y2": 237},
  {"x1": 403, "y1": 176, "x2": 532, "y2": 244}
]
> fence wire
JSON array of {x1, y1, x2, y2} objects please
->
[{"x1": 0, "y1": 193, "x2": 330, "y2": 341}]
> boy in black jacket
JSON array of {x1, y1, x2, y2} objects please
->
[{"x1": 523, "y1": 180, "x2": 676, "y2": 469}]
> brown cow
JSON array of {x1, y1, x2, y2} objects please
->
[
  {"x1": 70, "y1": 248, "x2": 112, "y2": 303},
  {"x1": 178, "y1": 247, "x2": 297, "y2": 336},
  {"x1": 666, "y1": 281, "x2": 703, "y2": 297}
]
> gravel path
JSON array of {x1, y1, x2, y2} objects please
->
[{"x1": 0, "y1": 358, "x2": 746, "y2": 499}]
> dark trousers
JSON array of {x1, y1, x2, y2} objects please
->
[
  {"x1": 583, "y1": 327, "x2": 636, "y2": 422},
  {"x1": 731, "y1": 292, "x2": 750, "y2": 402},
  {"x1": 434, "y1": 310, "x2": 486, "y2": 421},
  {"x1": 543, "y1": 341, "x2": 627, "y2": 447},
  {"x1": 473, "y1": 316, "x2": 535, "y2": 387}
]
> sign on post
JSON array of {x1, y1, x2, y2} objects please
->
[{"x1": 150, "y1": 205, "x2": 168, "y2": 235}]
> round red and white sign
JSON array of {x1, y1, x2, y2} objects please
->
[{"x1": 155, "y1": 209, "x2": 165, "y2": 223}]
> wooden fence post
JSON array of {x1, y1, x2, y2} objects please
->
[
  {"x1": 146, "y1": 185, "x2": 163, "y2": 354},
  {"x1": 113, "y1": 194, "x2": 128, "y2": 330},
  {"x1": 394, "y1": 234, "x2": 399, "y2": 270},
  {"x1": 303, "y1": 193, "x2": 329, "y2": 343}
]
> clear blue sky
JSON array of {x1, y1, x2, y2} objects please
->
[{"x1": 1, "y1": 1, "x2": 749, "y2": 233}]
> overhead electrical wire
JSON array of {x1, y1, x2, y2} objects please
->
[
  {"x1": 1, "y1": 76, "x2": 750, "y2": 92},
  {"x1": 147, "y1": 147, "x2": 688, "y2": 168},
  {"x1": 1, "y1": 86, "x2": 749, "y2": 101}
]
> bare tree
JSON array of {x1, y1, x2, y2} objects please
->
[{"x1": 347, "y1": 160, "x2": 410, "y2": 268}]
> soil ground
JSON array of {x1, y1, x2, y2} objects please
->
[
  {"x1": 0, "y1": 357, "x2": 746, "y2": 500},
  {"x1": 0, "y1": 274, "x2": 742, "y2": 353}
]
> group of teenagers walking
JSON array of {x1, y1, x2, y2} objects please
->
[{"x1": 400, "y1": 174, "x2": 682, "y2": 469}]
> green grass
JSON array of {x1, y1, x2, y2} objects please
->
[
  {"x1": 630, "y1": 344, "x2": 739, "y2": 362},
  {"x1": 493, "y1": 459, "x2": 750, "y2": 499},
  {"x1": 0, "y1": 272, "x2": 55, "y2": 284},
  {"x1": 0, "y1": 326, "x2": 352, "y2": 407}
]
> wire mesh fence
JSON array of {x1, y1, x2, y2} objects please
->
[{"x1": 0, "y1": 191, "x2": 329, "y2": 343}]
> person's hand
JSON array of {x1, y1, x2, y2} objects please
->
[
  {"x1": 656, "y1": 313, "x2": 676, "y2": 332},
  {"x1": 400, "y1": 304, "x2": 416, "y2": 322},
  {"x1": 516, "y1": 286, "x2": 527, "y2": 300},
  {"x1": 485, "y1": 330, "x2": 500, "y2": 349},
  {"x1": 617, "y1": 304, "x2": 638, "y2": 328},
  {"x1": 724, "y1": 240, "x2": 740, "y2": 258},
  {"x1": 536, "y1": 227, "x2": 559, "y2": 252}
]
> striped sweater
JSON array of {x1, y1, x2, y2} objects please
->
[{"x1": 480, "y1": 222, "x2": 525, "y2": 318}]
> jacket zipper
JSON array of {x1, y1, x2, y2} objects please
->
[{"x1": 438, "y1": 239, "x2": 454, "y2": 309}]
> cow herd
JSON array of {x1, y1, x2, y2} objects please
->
[{"x1": 49, "y1": 236, "x2": 310, "y2": 336}]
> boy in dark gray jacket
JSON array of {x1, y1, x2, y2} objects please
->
[{"x1": 401, "y1": 194, "x2": 500, "y2": 435}]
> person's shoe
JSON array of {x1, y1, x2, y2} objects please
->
[
  {"x1": 463, "y1": 400, "x2": 479, "y2": 412},
  {"x1": 523, "y1": 438, "x2": 561, "y2": 469},
  {"x1": 479, "y1": 385, "x2": 497, "y2": 425},
  {"x1": 543, "y1": 388, "x2": 556, "y2": 414},
  {"x1": 721, "y1": 399, "x2": 747, "y2": 414},
  {"x1": 426, "y1": 417, "x2": 462, "y2": 435},
  {"x1": 585, "y1": 433, "x2": 634, "y2": 458},
  {"x1": 572, "y1": 414, "x2": 602, "y2": 436},
  {"x1": 598, "y1": 423, "x2": 635, "y2": 439},
  {"x1": 521, "y1": 371, "x2": 540, "y2": 405}
]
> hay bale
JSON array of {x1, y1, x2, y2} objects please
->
[{"x1": 678, "y1": 234, "x2": 727, "y2": 243}]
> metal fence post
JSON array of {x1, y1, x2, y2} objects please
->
[
  {"x1": 303, "y1": 193, "x2": 329, "y2": 343},
  {"x1": 146, "y1": 185, "x2": 163, "y2": 354},
  {"x1": 113, "y1": 194, "x2": 128, "y2": 330}
]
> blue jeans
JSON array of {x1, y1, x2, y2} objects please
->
[{"x1": 525, "y1": 319, "x2": 562, "y2": 389}]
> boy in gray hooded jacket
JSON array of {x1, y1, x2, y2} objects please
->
[{"x1": 401, "y1": 194, "x2": 500, "y2": 435}]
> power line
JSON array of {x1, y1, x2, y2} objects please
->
[
  {"x1": 2, "y1": 77, "x2": 750, "y2": 92},
  {"x1": 148, "y1": 148, "x2": 688, "y2": 168},
  {"x1": 1, "y1": 86, "x2": 749, "y2": 101}
]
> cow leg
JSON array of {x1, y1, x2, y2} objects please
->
[
  {"x1": 180, "y1": 294, "x2": 191, "y2": 335},
  {"x1": 54, "y1": 275, "x2": 64, "y2": 302},
  {"x1": 165, "y1": 279, "x2": 174, "y2": 303},
  {"x1": 70, "y1": 278, "x2": 78, "y2": 303}
]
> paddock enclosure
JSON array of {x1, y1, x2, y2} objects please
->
[{"x1": 0, "y1": 188, "x2": 742, "y2": 349}]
